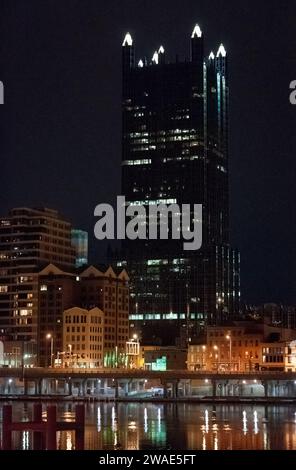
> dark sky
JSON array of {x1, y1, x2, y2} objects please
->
[{"x1": 0, "y1": 0, "x2": 295, "y2": 305}]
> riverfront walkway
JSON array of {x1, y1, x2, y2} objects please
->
[{"x1": 1, "y1": 368, "x2": 296, "y2": 399}]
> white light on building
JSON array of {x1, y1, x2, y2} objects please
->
[
  {"x1": 216, "y1": 44, "x2": 227, "y2": 57},
  {"x1": 122, "y1": 33, "x2": 133, "y2": 47},
  {"x1": 191, "y1": 24, "x2": 202, "y2": 38}
]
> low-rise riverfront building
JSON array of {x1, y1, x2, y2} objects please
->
[
  {"x1": 63, "y1": 307, "x2": 104, "y2": 368},
  {"x1": 187, "y1": 321, "x2": 296, "y2": 372}
]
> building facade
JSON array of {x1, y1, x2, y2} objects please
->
[
  {"x1": 142, "y1": 346, "x2": 187, "y2": 370},
  {"x1": 37, "y1": 263, "x2": 130, "y2": 366},
  {"x1": 120, "y1": 26, "x2": 240, "y2": 346},
  {"x1": 63, "y1": 307, "x2": 104, "y2": 368},
  {"x1": 38, "y1": 264, "x2": 79, "y2": 366},
  {"x1": 187, "y1": 321, "x2": 296, "y2": 371}
]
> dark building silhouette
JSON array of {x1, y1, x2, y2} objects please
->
[{"x1": 120, "y1": 26, "x2": 240, "y2": 345}]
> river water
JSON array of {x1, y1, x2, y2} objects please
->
[{"x1": 0, "y1": 401, "x2": 296, "y2": 450}]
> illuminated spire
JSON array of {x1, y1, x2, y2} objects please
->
[
  {"x1": 158, "y1": 45, "x2": 165, "y2": 54},
  {"x1": 122, "y1": 32, "x2": 133, "y2": 47},
  {"x1": 191, "y1": 24, "x2": 202, "y2": 38},
  {"x1": 216, "y1": 44, "x2": 226, "y2": 57},
  {"x1": 138, "y1": 59, "x2": 144, "y2": 68},
  {"x1": 209, "y1": 51, "x2": 215, "y2": 60},
  {"x1": 152, "y1": 51, "x2": 159, "y2": 64}
]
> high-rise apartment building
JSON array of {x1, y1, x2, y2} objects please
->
[
  {"x1": 120, "y1": 26, "x2": 240, "y2": 345},
  {"x1": 0, "y1": 208, "x2": 76, "y2": 349}
]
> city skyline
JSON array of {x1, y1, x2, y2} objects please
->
[
  {"x1": 1, "y1": 0, "x2": 295, "y2": 306},
  {"x1": 1, "y1": 0, "x2": 296, "y2": 457}
]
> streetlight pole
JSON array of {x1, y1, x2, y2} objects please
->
[
  {"x1": 46, "y1": 333, "x2": 54, "y2": 368},
  {"x1": 226, "y1": 334, "x2": 232, "y2": 371},
  {"x1": 213, "y1": 345, "x2": 219, "y2": 371},
  {"x1": 202, "y1": 345, "x2": 206, "y2": 370}
]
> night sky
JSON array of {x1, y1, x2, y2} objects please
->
[{"x1": 0, "y1": 0, "x2": 295, "y2": 305}]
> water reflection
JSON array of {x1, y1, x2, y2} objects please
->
[{"x1": 1, "y1": 402, "x2": 296, "y2": 450}]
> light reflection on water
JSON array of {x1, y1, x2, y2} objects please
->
[{"x1": 1, "y1": 402, "x2": 296, "y2": 450}]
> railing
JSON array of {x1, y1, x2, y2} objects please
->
[{"x1": 0, "y1": 367, "x2": 296, "y2": 377}]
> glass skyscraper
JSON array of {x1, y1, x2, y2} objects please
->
[
  {"x1": 120, "y1": 26, "x2": 240, "y2": 345},
  {"x1": 71, "y1": 229, "x2": 88, "y2": 268}
]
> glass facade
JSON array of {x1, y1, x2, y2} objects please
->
[
  {"x1": 71, "y1": 229, "x2": 88, "y2": 268},
  {"x1": 120, "y1": 28, "x2": 240, "y2": 345}
]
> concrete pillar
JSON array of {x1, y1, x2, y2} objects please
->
[
  {"x1": 65, "y1": 378, "x2": 72, "y2": 395},
  {"x1": 83, "y1": 379, "x2": 88, "y2": 395},
  {"x1": 24, "y1": 378, "x2": 29, "y2": 395},
  {"x1": 162, "y1": 381, "x2": 168, "y2": 398},
  {"x1": 6, "y1": 378, "x2": 13, "y2": 394},
  {"x1": 90, "y1": 379, "x2": 95, "y2": 395},
  {"x1": 52, "y1": 379, "x2": 58, "y2": 394},
  {"x1": 114, "y1": 380, "x2": 119, "y2": 399},
  {"x1": 223, "y1": 381, "x2": 228, "y2": 397},
  {"x1": 103, "y1": 379, "x2": 108, "y2": 395},
  {"x1": 79, "y1": 380, "x2": 84, "y2": 397},
  {"x1": 217, "y1": 383, "x2": 222, "y2": 397},
  {"x1": 263, "y1": 381, "x2": 268, "y2": 397},
  {"x1": 123, "y1": 380, "x2": 129, "y2": 396},
  {"x1": 288, "y1": 381, "x2": 295, "y2": 397},
  {"x1": 95, "y1": 379, "x2": 100, "y2": 396},
  {"x1": 175, "y1": 380, "x2": 179, "y2": 398},
  {"x1": 133, "y1": 380, "x2": 140, "y2": 393},
  {"x1": 43, "y1": 379, "x2": 49, "y2": 395},
  {"x1": 184, "y1": 380, "x2": 191, "y2": 397},
  {"x1": 171, "y1": 380, "x2": 178, "y2": 398},
  {"x1": 212, "y1": 380, "x2": 216, "y2": 397}
]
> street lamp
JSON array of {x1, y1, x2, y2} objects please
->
[
  {"x1": 217, "y1": 296, "x2": 224, "y2": 323},
  {"x1": 46, "y1": 333, "x2": 54, "y2": 368},
  {"x1": 213, "y1": 345, "x2": 219, "y2": 371},
  {"x1": 67, "y1": 344, "x2": 72, "y2": 367},
  {"x1": 226, "y1": 334, "x2": 232, "y2": 371}
]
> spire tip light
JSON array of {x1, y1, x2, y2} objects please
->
[
  {"x1": 122, "y1": 32, "x2": 133, "y2": 47},
  {"x1": 152, "y1": 51, "x2": 159, "y2": 64},
  {"x1": 191, "y1": 24, "x2": 202, "y2": 38},
  {"x1": 216, "y1": 44, "x2": 227, "y2": 58}
]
